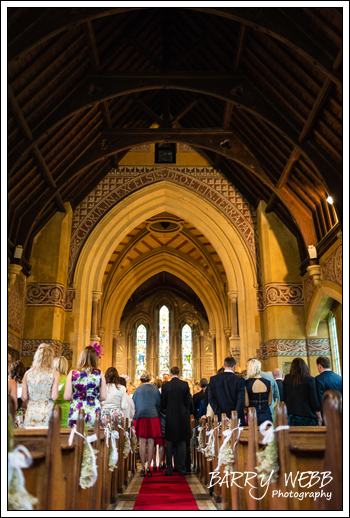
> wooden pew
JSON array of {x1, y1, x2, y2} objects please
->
[
  {"x1": 13, "y1": 405, "x2": 66, "y2": 510},
  {"x1": 12, "y1": 407, "x2": 132, "y2": 511},
  {"x1": 314, "y1": 390, "x2": 342, "y2": 511}
]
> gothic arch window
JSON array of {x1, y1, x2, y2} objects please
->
[
  {"x1": 329, "y1": 312, "x2": 341, "y2": 375},
  {"x1": 159, "y1": 305, "x2": 169, "y2": 377},
  {"x1": 136, "y1": 324, "x2": 147, "y2": 378},
  {"x1": 181, "y1": 324, "x2": 193, "y2": 380}
]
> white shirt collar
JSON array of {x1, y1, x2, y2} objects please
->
[{"x1": 224, "y1": 369, "x2": 234, "y2": 373}]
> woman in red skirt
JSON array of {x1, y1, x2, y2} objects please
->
[{"x1": 133, "y1": 370, "x2": 161, "y2": 477}]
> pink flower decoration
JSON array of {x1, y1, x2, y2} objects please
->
[{"x1": 89, "y1": 341, "x2": 104, "y2": 358}]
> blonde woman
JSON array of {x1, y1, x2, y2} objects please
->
[
  {"x1": 53, "y1": 356, "x2": 70, "y2": 427},
  {"x1": 64, "y1": 346, "x2": 107, "y2": 428},
  {"x1": 22, "y1": 344, "x2": 60, "y2": 427},
  {"x1": 245, "y1": 358, "x2": 273, "y2": 425}
]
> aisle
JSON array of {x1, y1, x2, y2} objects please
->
[{"x1": 114, "y1": 467, "x2": 218, "y2": 511}]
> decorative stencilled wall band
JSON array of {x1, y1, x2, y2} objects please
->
[
  {"x1": 256, "y1": 338, "x2": 331, "y2": 360},
  {"x1": 21, "y1": 339, "x2": 73, "y2": 359},
  {"x1": 8, "y1": 331, "x2": 22, "y2": 352},
  {"x1": 26, "y1": 283, "x2": 75, "y2": 311},
  {"x1": 257, "y1": 283, "x2": 304, "y2": 311},
  {"x1": 68, "y1": 166, "x2": 261, "y2": 284},
  {"x1": 322, "y1": 244, "x2": 342, "y2": 287}
]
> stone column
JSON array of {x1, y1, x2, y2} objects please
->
[
  {"x1": 112, "y1": 329, "x2": 120, "y2": 368},
  {"x1": 173, "y1": 330, "x2": 179, "y2": 370},
  {"x1": 150, "y1": 330, "x2": 156, "y2": 378},
  {"x1": 209, "y1": 329, "x2": 217, "y2": 374},
  {"x1": 227, "y1": 291, "x2": 241, "y2": 368},
  {"x1": 127, "y1": 331, "x2": 133, "y2": 381},
  {"x1": 194, "y1": 331, "x2": 201, "y2": 382},
  {"x1": 90, "y1": 290, "x2": 102, "y2": 342}
]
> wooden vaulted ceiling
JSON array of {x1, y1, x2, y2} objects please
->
[{"x1": 7, "y1": 7, "x2": 342, "y2": 275}]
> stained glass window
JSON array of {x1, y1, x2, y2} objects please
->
[
  {"x1": 159, "y1": 305, "x2": 169, "y2": 377},
  {"x1": 136, "y1": 324, "x2": 147, "y2": 379},
  {"x1": 182, "y1": 324, "x2": 192, "y2": 380}
]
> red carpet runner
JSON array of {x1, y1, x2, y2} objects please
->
[{"x1": 133, "y1": 470, "x2": 199, "y2": 510}]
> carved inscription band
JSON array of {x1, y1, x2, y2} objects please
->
[{"x1": 256, "y1": 338, "x2": 331, "y2": 360}]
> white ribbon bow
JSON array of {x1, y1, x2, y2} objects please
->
[
  {"x1": 110, "y1": 430, "x2": 119, "y2": 464},
  {"x1": 68, "y1": 426, "x2": 98, "y2": 487},
  {"x1": 259, "y1": 420, "x2": 289, "y2": 445},
  {"x1": 104, "y1": 423, "x2": 111, "y2": 447},
  {"x1": 214, "y1": 425, "x2": 244, "y2": 472},
  {"x1": 8, "y1": 445, "x2": 33, "y2": 491},
  {"x1": 118, "y1": 425, "x2": 132, "y2": 454}
]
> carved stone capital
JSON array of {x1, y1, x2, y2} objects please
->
[
  {"x1": 98, "y1": 327, "x2": 105, "y2": 338},
  {"x1": 224, "y1": 327, "x2": 232, "y2": 338},
  {"x1": 113, "y1": 329, "x2": 120, "y2": 339},
  {"x1": 8, "y1": 264, "x2": 22, "y2": 292},
  {"x1": 90, "y1": 335, "x2": 100, "y2": 343},
  {"x1": 307, "y1": 265, "x2": 323, "y2": 288},
  {"x1": 227, "y1": 291, "x2": 238, "y2": 301},
  {"x1": 92, "y1": 290, "x2": 102, "y2": 302},
  {"x1": 208, "y1": 329, "x2": 216, "y2": 339}
]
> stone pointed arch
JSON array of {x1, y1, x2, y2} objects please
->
[
  {"x1": 71, "y1": 180, "x2": 259, "y2": 369},
  {"x1": 306, "y1": 282, "x2": 342, "y2": 337}
]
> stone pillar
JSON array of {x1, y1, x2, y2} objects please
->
[
  {"x1": 90, "y1": 290, "x2": 102, "y2": 342},
  {"x1": 209, "y1": 329, "x2": 217, "y2": 374},
  {"x1": 127, "y1": 331, "x2": 133, "y2": 381},
  {"x1": 224, "y1": 327, "x2": 232, "y2": 356},
  {"x1": 112, "y1": 329, "x2": 120, "y2": 368},
  {"x1": 173, "y1": 330, "x2": 179, "y2": 370},
  {"x1": 227, "y1": 291, "x2": 241, "y2": 368},
  {"x1": 194, "y1": 330, "x2": 201, "y2": 382},
  {"x1": 150, "y1": 330, "x2": 156, "y2": 378}
]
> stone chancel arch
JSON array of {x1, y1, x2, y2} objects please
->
[{"x1": 72, "y1": 178, "x2": 259, "y2": 370}]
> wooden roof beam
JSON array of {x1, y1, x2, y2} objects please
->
[
  {"x1": 131, "y1": 95, "x2": 163, "y2": 127},
  {"x1": 171, "y1": 98, "x2": 198, "y2": 125},
  {"x1": 8, "y1": 86, "x2": 33, "y2": 141},
  {"x1": 277, "y1": 147, "x2": 301, "y2": 188},
  {"x1": 32, "y1": 145, "x2": 66, "y2": 213}
]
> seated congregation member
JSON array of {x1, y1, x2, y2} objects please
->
[
  {"x1": 315, "y1": 356, "x2": 342, "y2": 415},
  {"x1": 161, "y1": 366, "x2": 192, "y2": 477},
  {"x1": 119, "y1": 376, "x2": 135, "y2": 421},
  {"x1": 133, "y1": 370, "x2": 161, "y2": 477},
  {"x1": 245, "y1": 359, "x2": 272, "y2": 425},
  {"x1": 193, "y1": 378, "x2": 208, "y2": 420},
  {"x1": 53, "y1": 356, "x2": 70, "y2": 427},
  {"x1": 273, "y1": 368, "x2": 284, "y2": 401},
  {"x1": 208, "y1": 357, "x2": 245, "y2": 423},
  {"x1": 22, "y1": 344, "x2": 60, "y2": 427},
  {"x1": 101, "y1": 367, "x2": 127, "y2": 424},
  {"x1": 283, "y1": 357, "x2": 322, "y2": 426},
  {"x1": 64, "y1": 346, "x2": 107, "y2": 428}
]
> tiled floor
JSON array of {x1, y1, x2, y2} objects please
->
[{"x1": 112, "y1": 466, "x2": 219, "y2": 511}]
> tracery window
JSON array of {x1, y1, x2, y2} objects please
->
[
  {"x1": 159, "y1": 305, "x2": 169, "y2": 377},
  {"x1": 136, "y1": 324, "x2": 147, "y2": 378},
  {"x1": 181, "y1": 324, "x2": 193, "y2": 380},
  {"x1": 330, "y1": 313, "x2": 341, "y2": 375}
]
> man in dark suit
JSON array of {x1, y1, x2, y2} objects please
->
[
  {"x1": 161, "y1": 366, "x2": 192, "y2": 476},
  {"x1": 193, "y1": 378, "x2": 208, "y2": 420},
  {"x1": 208, "y1": 357, "x2": 245, "y2": 422},
  {"x1": 315, "y1": 356, "x2": 342, "y2": 413},
  {"x1": 273, "y1": 368, "x2": 284, "y2": 401}
]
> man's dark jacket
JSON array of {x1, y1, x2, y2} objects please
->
[
  {"x1": 275, "y1": 378, "x2": 283, "y2": 401},
  {"x1": 315, "y1": 370, "x2": 342, "y2": 409},
  {"x1": 193, "y1": 390, "x2": 204, "y2": 419},
  {"x1": 208, "y1": 371, "x2": 245, "y2": 421},
  {"x1": 161, "y1": 377, "x2": 192, "y2": 442}
]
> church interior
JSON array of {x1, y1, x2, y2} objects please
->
[{"x1": 6, "y1": 6, "x2": 343, "y2": 512}]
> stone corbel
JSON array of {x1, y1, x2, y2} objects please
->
[
  {"x1": 307, "y1": 265, "x2": 323, "y2": 288},
  {"x1": 8, "y1": 263, "x2": 22, "y2": 292}
]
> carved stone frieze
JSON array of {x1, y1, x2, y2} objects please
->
[
  {"x1": 257, "y1": 283, "x2": 304, "y2": 311},
  {"x1": 322, "y1": 244, "x2": 342, "y2": 287},
  {"x1": 8, "y1": 331, "x2": 22, "y2": 352},
  {"x1": 21, "y1": 339, "x2": 63, "y2": 357},
  {"x1": 304, "y1": 275, "x2": 316, "y2": 310},
  {"x1": 25, "y1": 283, "x2": 75, "y2": 311},
  {"x1": 256, "y1": 338, "x2": 331, "y2": 359}
]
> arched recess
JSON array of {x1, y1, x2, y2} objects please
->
[
  {"x1": 306, "y1": 282, "x2": 342, "y2": 337},
  {"x1": 102, "y1": 251, "x2": 226, "y2": 370},
  {"x1": 71, "y1": 181, "x2": 259, "y2": 368}
]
